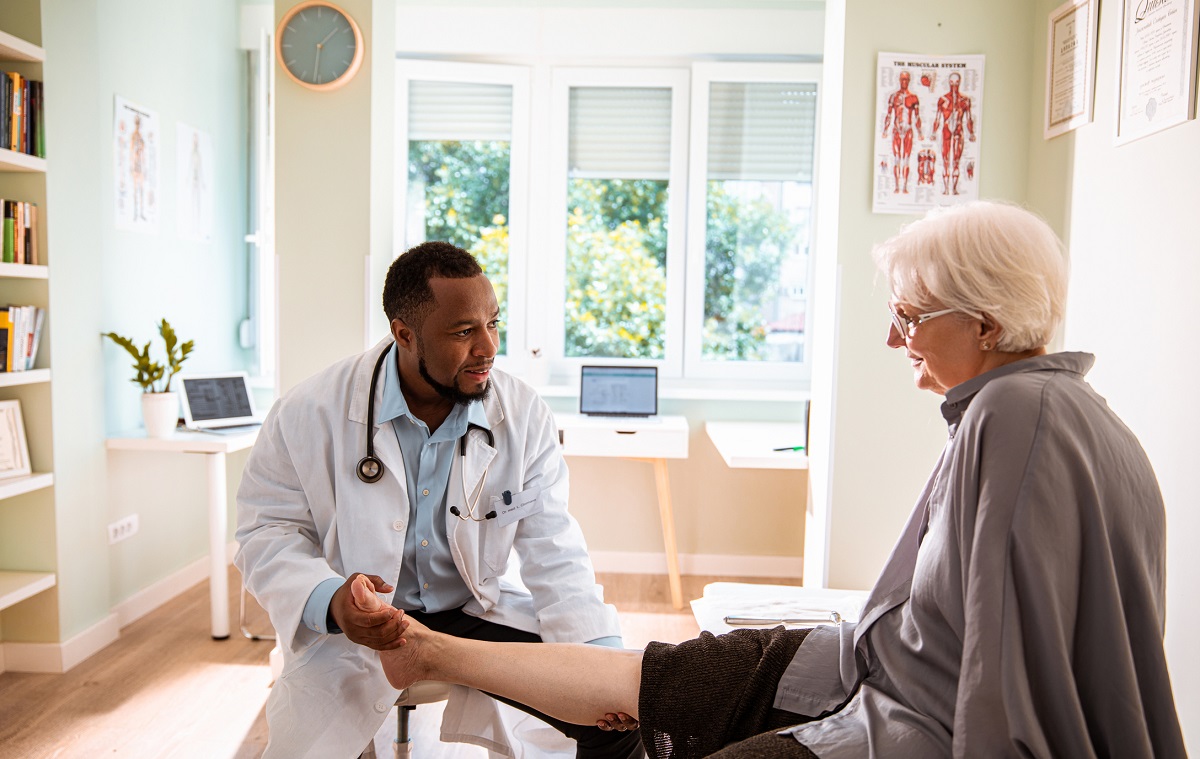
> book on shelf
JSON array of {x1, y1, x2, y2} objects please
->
[
  {"x1": 0, "y1": 73, "x2": 44, "y2": 159},
  {"x1": 0, "y1": 305, "x2": 44, "y2": 372},
  {"x1": 0, "y1": 200, "x2": 40, "y2": 265}
]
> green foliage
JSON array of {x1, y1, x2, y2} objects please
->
[
  {"x1": 702, "y1": 183, "x2": 803, "y2": 360},
  {"x1": 103, "y1": 319, "x2": 194, "y2": 393},
  {"x1": 409, "y1": 140, "x2": 511, "y2": 352},
  {"x1": 564, "y1": 178, "x2": 669, "y2": 358}
]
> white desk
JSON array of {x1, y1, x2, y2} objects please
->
[
  {"x1": 105, "y1": 428, "x2": 259, "y2": 639},
  {"x1": 690, "y1": 581, "x2": 869, "y2": 635},
  {"x1": 556, "y1": 414, "x2": 689, "y2": 608},
  {"x1": 705, "y1": 421, "x2": 808, "y2": 470}
]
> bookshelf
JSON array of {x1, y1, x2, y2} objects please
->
[{"x1": 0, "y1": 15, "x2": 51, "y2": 627}]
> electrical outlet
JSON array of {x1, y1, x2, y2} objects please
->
[{"x1": 107, "y1": 514, "x2": 139, "y2": 545}]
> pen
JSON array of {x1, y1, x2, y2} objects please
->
[{"x1": 772, "y1": 445, "x2": 805, "y2": 452}]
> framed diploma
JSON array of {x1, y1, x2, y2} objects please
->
[
  {"x1": 1116, "y1": 0, "x2": 1200, "y2": 144},
  {"x1": 0, "y1": 400, "x2": 31, "y2": 480},
  {"x1": 1045, "y1": 0, "x2": 1099, "y2": 139}
]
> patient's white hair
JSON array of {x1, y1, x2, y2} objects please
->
[{"x1": 872, "y1": 201, "x2": 1068, "y2": 352}]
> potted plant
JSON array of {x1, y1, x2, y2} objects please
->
[{"x1": 103, "y1": 319, "x2": 194, "y2": 438}]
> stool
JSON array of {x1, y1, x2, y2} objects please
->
[{"x1": 392, "y1": 681, "x2": 454, "y2": 758}]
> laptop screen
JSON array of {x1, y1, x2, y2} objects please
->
[
  {"x1": 178, "y1": 373, "x2": 258, "y2": 428},
  {"x1": 579, "y1": 366, "x2": 658, "y2": 417}
]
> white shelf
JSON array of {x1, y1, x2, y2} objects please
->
[
  {"x1": 0, "y1": 29, "x2": 44, "y2": 63},
  {"x1": 0, "y1": 570, "x2": 55, "y2": 612},
  {"x1": 0, "y1": 148, "x2": 45, "y2": 173},
  {"x1": 0, "y1": 368, "x2": 49, "y2": 387},
  {"x1": 0, "y1": 471, "x2": 52, "y2": 500},
  {"x1": 0, "y1": 262, "x2": 47, "y2": 279}
]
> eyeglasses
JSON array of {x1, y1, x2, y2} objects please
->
[{"x1": 889, "y1": 307, "x2": 957, "y2": 338}]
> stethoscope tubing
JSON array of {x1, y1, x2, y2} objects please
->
[{"x1": 356, "y1": 346, "x2": 497, "y2": 521}]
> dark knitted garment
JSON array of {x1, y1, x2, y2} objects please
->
[{"x1": 638, "y1": 627, "x2": 820, "y2": 759}]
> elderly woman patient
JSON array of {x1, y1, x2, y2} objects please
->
[{"x1": 361, "y1": 201, "x2": 1187, "y2": 758}]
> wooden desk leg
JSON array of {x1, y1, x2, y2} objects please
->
[
  {"x1": 651, "y1": 458, "x2": 683, "y2": 610},
  {"x1": 205, "y1": 452, "x2": 231, "y2": 640}
]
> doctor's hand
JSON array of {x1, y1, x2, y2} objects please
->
[{"x1": 330, "y1": 573, "x2": 407, "y2": 650}]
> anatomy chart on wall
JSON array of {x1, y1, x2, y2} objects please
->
[
  {"x1": 872, "y1": 53, "x2": 985, "y2": 215},
  {"x1": 114, "y1": 96, "x2": 161, "y2": 233},
  {"x1": 176, "y1": 123, "x2": 214, "y2": 243}
]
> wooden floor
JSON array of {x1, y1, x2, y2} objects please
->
[{"x1": 0, "y1": 568, "x2": 796, "y2": 759}]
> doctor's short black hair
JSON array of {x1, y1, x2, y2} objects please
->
[{"x1": 382, "y1": 241, "x2": 484, "y2": 329}]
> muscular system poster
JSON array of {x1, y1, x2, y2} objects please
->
[{"x1": 873, "y1": 53, "x2": 985, "y2": 215}]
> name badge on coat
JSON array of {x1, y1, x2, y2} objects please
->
[{"x1": 491, "y1": 486, "x2": 542, "y2": 527}]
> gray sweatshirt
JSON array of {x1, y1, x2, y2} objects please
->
[{"x1": 777, "y1": 352, "x2": 1186, "y2": 758}]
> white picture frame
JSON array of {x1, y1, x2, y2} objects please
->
[
  {"x1": 1116, "y1": 0, "x2": 1200, "y2": 145},
  {"x1": 1045, "y1": 0, "x2": 1099, "y2": 139},
  {"x1": 0, "y1": 400, "x2": 31, "y2": 480}
]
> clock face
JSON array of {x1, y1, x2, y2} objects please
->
[{"x1": 277, "y1": 2, "x2": 363, "y2": 90}]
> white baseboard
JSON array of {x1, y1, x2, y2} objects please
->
[
  {"x1": 590, "y1": 551, "x2": 803, "y2": 579},
  {"x1": 2, "y1": 613, "x2": 120, "y2": 673},
  {"x1": 0, "y1": 540, "x2": 240, "y2": 674},
  {"x1": 113, "y1": 540, "x2": 240, "y2": 628}
]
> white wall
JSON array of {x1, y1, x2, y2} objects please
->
[{"x1": 1056, "y1": 2, "x2": 1200, "y2": 748}]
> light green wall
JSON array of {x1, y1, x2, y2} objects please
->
[
  {"x1": 823, "y1": 1, "x2": 1041, "y2": 590},
  {"x1": 98, "y1": 0, "x2": 252, "y2": 433},
  {"x1": 95, "y1": 0, "x2": 252, "y2": 624}
]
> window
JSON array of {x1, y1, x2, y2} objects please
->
[
  {"x1": 395, "y1": 62, "x2": 530, "y2": 356},
  {"x1": 393, "y1": 61, "x2": 819, "y2": 387},
  {"x1": 545, "y1": 69, "x2": 689, "y2": 372},
  {"x1": 684, "y1": 63, "x2": 820, "y2": 381}
]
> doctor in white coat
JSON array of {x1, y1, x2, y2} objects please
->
[{"x1": 236, "y1": 242, "x2": 643, "y2": 759}]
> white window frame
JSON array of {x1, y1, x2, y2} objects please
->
[
  {"x1": 247, "y1": 27, "x2": 277, "y2": 392},
  {"x1": 543, "y1": 67, "x2": 691, "y2": 379},
  {"x1": 683, "y1": 62, "x2": 823, "y2": 383},
  {"x1": 393, "y1": 60, "x2": 531, "y2": 369}
]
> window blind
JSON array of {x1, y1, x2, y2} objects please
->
[
  {"x1": 568, "y1": 87, "x2": 672, "y2": 179},
  {"x1": 408, "y1": 80, "x2": 513, "y2": 142},
  {"x1": 707, "y1": 82, "x2": 817, "y2": 182}
]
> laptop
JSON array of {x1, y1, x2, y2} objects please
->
[
  {"x1": 178, "y1": 371, "x2": 264, "y2": 433},
  {"x1": 579, "y1": 365, "x2": 658, "y2": 418}
]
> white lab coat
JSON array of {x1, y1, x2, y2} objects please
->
[{"x1": 235, "y1": 339, "x2": 621, "y2": 759}]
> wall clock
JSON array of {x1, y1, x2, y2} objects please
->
[{"x1": 276, "y1": 2, "x2": 364, "y2": 91}]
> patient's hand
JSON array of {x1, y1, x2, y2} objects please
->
[{"x1": 597, "y1": 712, "x2": 640, "y2": 732}]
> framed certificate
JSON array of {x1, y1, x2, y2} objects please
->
[
  {"x1": 1045, "y1": 0, "x2": 1099, "y2": 139},
  {"x1": 0, "y1": 400, "x2": 31, "y2": 480},
  {"x1": 1116, "y1": 0, "x2": 1200, "y2": 144}
]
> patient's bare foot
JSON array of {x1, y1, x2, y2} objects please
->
[
  {"x1": 351, "y1": 573, "x2": 384, "y2": 612},
  {"x1": 379, "y1": 615, "x2": 430, "y2": 691}
]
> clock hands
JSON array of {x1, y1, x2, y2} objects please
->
[{"x1": 313, "y1": 25, "x2": 341, "y2": 83}]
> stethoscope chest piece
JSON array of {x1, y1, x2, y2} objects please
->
[{"x1": 357, "y1": 455, "x2": 384, "y2": 483}]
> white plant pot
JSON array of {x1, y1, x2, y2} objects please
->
[{"x1": 141, "y1": 391, "x2": 179, "y2": 439}]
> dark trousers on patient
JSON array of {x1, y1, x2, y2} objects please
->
[{"x1": 410, "y1": 606, "x2": 645, "y2": 759}]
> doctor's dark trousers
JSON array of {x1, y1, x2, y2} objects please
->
[{"x1": 410, "y1": 606, "x2": 646, "y2": 759}]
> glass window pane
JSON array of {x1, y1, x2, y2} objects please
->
[
  {"x1": 565, "y1": 87, "x2": 671, "y2": 360},
  {"x1": 406, "y1": 81, "x2": 512, "y2": 354},
  {"x1": 703, "y1": 82, "x2": 815, "y2": 363}
]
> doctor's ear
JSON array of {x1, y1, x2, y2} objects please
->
[{"x1": 391, "y1": 319, "x2": 416, "y2": 350}]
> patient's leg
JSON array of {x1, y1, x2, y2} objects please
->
[{"x1": 373, "y1": 596, "x2": 643, "y2": 726}]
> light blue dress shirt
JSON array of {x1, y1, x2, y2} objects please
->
[{"x1": 304, "y1": 345, "x2": 620, "y2": 647}]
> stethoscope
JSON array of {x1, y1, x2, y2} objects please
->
[{"x1": 357, "y1": 347, "x2": 498, "y2": 521}]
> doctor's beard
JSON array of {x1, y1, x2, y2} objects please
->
[{"x1": 418, "y1": 356, "x2": 491, "y2": 406}]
